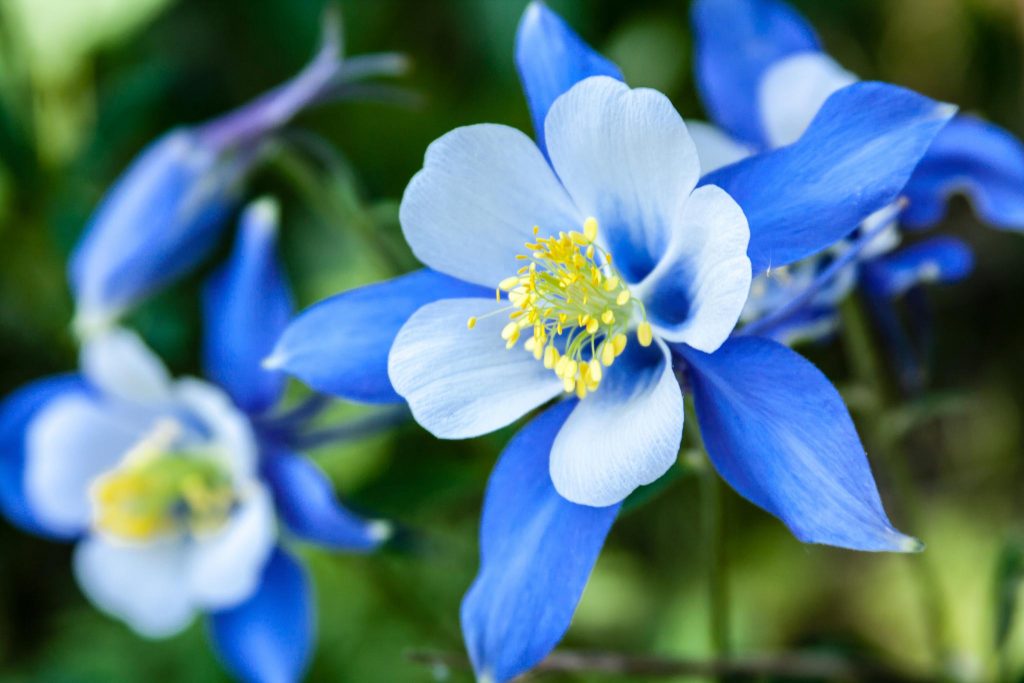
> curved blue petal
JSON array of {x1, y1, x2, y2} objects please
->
[
  {"x1": 0, "y1": 375, "x2": 85, "y2": 539},
  {"x1": 69, "y1": 130, "x2": 239, "y2": 333},
  {"x1": 209, "y1": 548, "x2": 313, "y2": 683},
  {"x1": 679, "y1": 336, "x2": 917, "y2": 551},
  {"x1": 702, "y1": 82, "x2": 956, "y2": 273},
  {"x1": 861, "y1": 237, "x2": 974, "y2": 299},
  {"x1": 268, "y1": 270, "x2": 488, "y2": 404},
  {"x1": 691, "y1": 0, "x2": 820, "y2": 147},
  {"x1": 515, "y1": 1, "x2": 623, "y2": 155},
  {"x1": 902, "y1": 115, "x2": 1024, "y2": 230},
  {"x1": 461, "y1": 401, "x2": 620, "y2": 683},
  {"x1": 263, "y1": 450, "x2": 388, "y2": 552},
  {"x1": 203, "y1": 198, "x2": 293, "y2": 415}
]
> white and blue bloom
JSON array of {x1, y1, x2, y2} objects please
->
[
  {"x1": 0, "y1": 200, "x2": 389, "y2": 683},
  {"x1": 690, "y1": 0, "x2": 1021, "y2": 344},
  {"x1": 70, "y1": 15, "x2": 408, "y2": 337},
  {"x1": 270, "y1": 3, "x2": 955, "y2": 681}
]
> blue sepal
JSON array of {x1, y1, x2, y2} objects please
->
[
  {"x1": 0, "y1": 375, "x2": 86, "y2": 539},
  {"x1": 269, "y1": 269, "x2": 488, "y2": 404},
  {"x1": 202, "y1": 198, "x2": 293, "y2": 415},
  {"x1": 679, "y1": 336, "x2": 918, "y2": 552},
  {"x1": 263, "y1": 449, "x2": 388, "y2": 552},
  {"x1": 691, "y1": 0, "x2": 820, "y2": 147},
  {"x1": 69, "y1": 130, "x2": 239, "y2": 333},
  {"x1": 209, "y1": 548, "x2": 313, "y2": 683},
  {"x1": 861, "y1": 237, "x2": 974, "y2": 299},
  {"x1": 702, "y1": 82, "x2": 956, "y2": 273},
  {"x1": 461, "y1": 401, "x2": 620, "y2": 683},
  {"x1": 515, "y1": 1, "x2": 623, "y2": 155},
  {"x1": 902, "y1": 115, "x2": 1024, "y2": 230}
]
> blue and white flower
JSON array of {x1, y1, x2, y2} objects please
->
[
  {"x1": 70, "y1": 15, "x2": 408, "y2": 337},
  {"x1": 690, "y1": 0, "x2": 1021, "y2": 343},
  {"x1": 0, "y1": 199, "x2": 390, "y2": 683},
  {"x1": 270, "y1": 3, "x2": 955, "y2": 681}
]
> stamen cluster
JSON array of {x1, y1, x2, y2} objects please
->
[
  {"x1": 468, "y1": 218, "x2": 652, "y2": 398},
  {"x1": 90, "y1": 422, "x2": 236, "y2": 541}
]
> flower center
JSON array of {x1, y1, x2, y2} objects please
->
[
  {"x1": 90, "y1": 421, "x2": 236, "y2": 542},
  {"x1": 468, "y1": 217, "x2": 652, "y2": 399}
]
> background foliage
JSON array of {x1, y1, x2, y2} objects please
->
[{"x1": 1, "y1": 0, "x2": 1024, "y2": 680}]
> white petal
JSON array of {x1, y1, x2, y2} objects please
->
[
  {"x1": 187, "y1": 484, "x2": 276, "y2": 611},
  {"x1": 686, "y1": 120, "x2": 754, "y2": 174},
  {"x1": 173, "y1": 378, "x2": 258, "y2": 483},
  {"x1": 388, "y1": 298, "x2": 563, "y2": 439},
  {"x1": 639, "y1": 185, "x2": 751, "y2": 352},
  {"x1": 81, "y1": 328, "x2": 172, "y2": 404},
  {"x1": 759, "y1": 52, "x2": 858, "y2": 148},
  {"x1": 550, "y1": 340, "x2": 683, "y2": 507},
  {"x1": 73, "y1": 536, "x2": 195, "y2": 638},
  {"x1": 544, "y1": 76, "x2": 700, "y2": 282},
  {"x1": 25, "y1": 394, "x2": 153, "y2": 535},
  {"x1": 399, "y1": 124, "x2": 580, "y2": 288}
]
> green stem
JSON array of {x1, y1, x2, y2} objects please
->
[
  {"x1": 688, "y1": 400, "x2": 731, "y2": 663},
  {"x1": 839, "y1": 297, "x2": 953, "y2": 677}
]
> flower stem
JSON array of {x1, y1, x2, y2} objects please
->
[
  {"x1": 839, "y1": 295, "x2": 953, "y2": 677},
  {"x1": 688, "y1": 399, "x2": 731, "y2": 664}
]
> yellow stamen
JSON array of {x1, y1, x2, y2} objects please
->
[
  {"x1": 467, "y1": 317, "x2": 477, "y2": 330},
  {"x1": 469, "y1": 218, "x2": 652, "y2": 398},
  {"x1": 637, "y1": 321, "x2": 653, "y2": 347}
]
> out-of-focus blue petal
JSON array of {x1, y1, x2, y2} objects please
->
[
  {"x1": 902, "y1": 116, "x2": 1024, "y2": 230},
  {"x1": 702, "y1": 82, "x2": 956, "y2": 273},
  {"x1": 515, "y1": 1, "x2": 623, "y2": 154},
  {"x1": 691, "y1": 0, "x2": 820, "y2": 147},
  {"x1": 0, "y1": 375, "x2": 84, "y2": 538},
  {"x1": 753, "y1": 305, "x2": 839, "y2": 347},
  {"x1": 679, "y1": 336, "x2": 918, "y2": 551},
  {"x1": 209, "y1": 548, "x2": 313, "y2": 683},
  {"x1": 461, "y1": 402, "x2": 620, "y2": 683},
  {"x1": 861, "y1": 237, "x2": 974, "y2": 299},
  {"x1": 263, "y1": 450, "x2": 389, "y2": 552},
  {"x1": 70, "y1": 19, "x2": 403, "y2": 334},
  {"x1": 203, "y1": 198, "x2": 292, "y2": 415},
  {"x1": 268, "y1": 270, "x2": 488, "y2": 404},
  {"x1": 70, "y1": 131, "x2": 239, "y2": 334}
]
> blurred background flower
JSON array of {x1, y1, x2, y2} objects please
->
[{"x1": 1, "y1": 0, "x2": 1024, "y2": 681}]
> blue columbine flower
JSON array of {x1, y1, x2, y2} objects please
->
[
  {"x1": 690, "y1": 0, "x2": 1021, "y2": 344},
  {"x1": 269, "y1": 3, "x2": 956, "y2": 681},
  {"x1": 69, "y1": 14, "x2": 408, "y2": 337},
  {"x1": 0, "y1": 199, "x2": 390, "y2": 683}
]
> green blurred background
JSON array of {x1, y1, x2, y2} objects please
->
[{"x1": 2, "y1": 0, "x2": 1024, "y2": 680}]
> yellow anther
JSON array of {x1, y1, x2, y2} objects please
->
[
  {"x1": 600, "y1": 340, "x2": 616, "y2": 366},
  {"x1": 467, "y1": 317, "x2": 477, "y2": 330},
  {"x1": 612, "y1": 333, "x2": 628, "y2": 356},
  {"x1": 637, "y1": 321, "x2": 653, "y2": 347},
  {"x1": 480, "y1": 219, "x2": 651, "y2": 398}
]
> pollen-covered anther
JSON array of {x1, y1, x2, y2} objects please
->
[
  {"x1": 89, "y1": 422, "x2": 236, "y2": 542},
  {"x1": 472, "y1": 217, "x2": 651, "y2": 397}
]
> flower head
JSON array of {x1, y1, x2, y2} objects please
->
[
  {"x1": 1, "y1": 199, "x2": 391, "y2": 682},
  {"x1": 70, "y1": 14, "x2": 409, "y2": 337}
]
